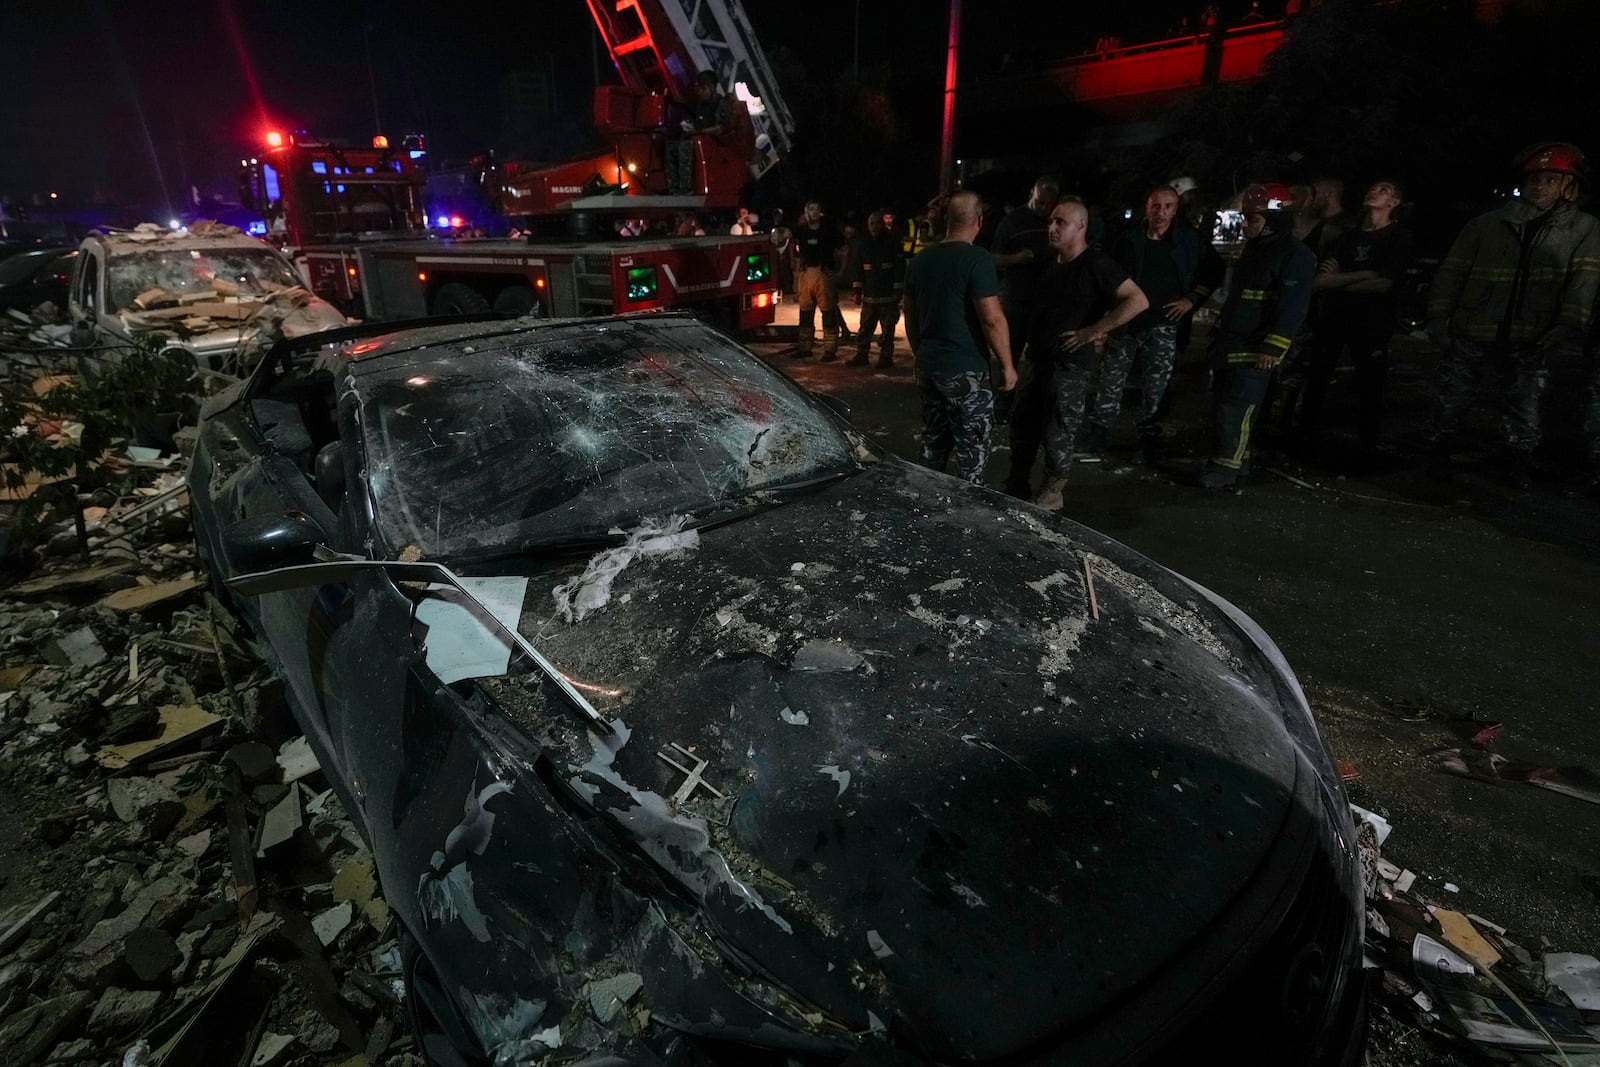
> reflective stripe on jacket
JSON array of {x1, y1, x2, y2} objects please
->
[
  {"x1": 1426, "y1": 199, "x2": 1600, "y2": 349},
  {"x1": 1216, "y1": 229, "x2": 1316, "y2": 358}
]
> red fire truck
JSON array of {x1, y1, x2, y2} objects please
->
[{"x1": 237, "y1": 0, "x2": 792, "y2": 332}]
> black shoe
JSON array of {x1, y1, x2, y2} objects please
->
[
  {"x1": 846, "y1": 352, "x2": 869, "y2": 367},
  {"x1": 1195, "y1": 462, "x2": 1239, "y2": 490},
  {"x1": 818, "y1": 350, "x2": 838, "y2": 364},
  {"x1": 874, "y1": 356, "x2": 894, "y2": 369}
]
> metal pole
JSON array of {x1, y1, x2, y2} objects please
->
[
  {"x1": 853, "y1": 0, "x2": 861, "y2": 80},
  {"x1": 938, "y1": 0, "x2": 962, "y2": 195},
  {"x1": 364, "y1": 25, "x2": 384, "y2": 136}
]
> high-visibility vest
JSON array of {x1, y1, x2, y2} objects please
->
[{"x1": 901, "y1": 217, "x2": 934, "y2": 256}]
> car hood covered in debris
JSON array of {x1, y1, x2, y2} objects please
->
[{"x1": 450, "y1": 457, "x2": 1339, "y2": 1062}]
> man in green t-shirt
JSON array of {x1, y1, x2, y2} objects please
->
[{"x1": 903, "y1": 191, "x2": 1017, "y2": 484}]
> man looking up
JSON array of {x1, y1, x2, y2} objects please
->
[
  {"x1": 902, "y1": 190, "x2": 1017, "y2": 484},
  {"x1": 1300, "y1": 179, "x2": 1414, "y2": 468},
  {"x1": 1098, "y1": 184, "x2": 1225, "y2": 462}
]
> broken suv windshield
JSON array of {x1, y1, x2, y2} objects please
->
[
  {"x1": 107, "y1": 247, "x2": 302, "y2": 311},
  {"x1": 358, "y1": 320, "x2": 857, "y2": 559}
]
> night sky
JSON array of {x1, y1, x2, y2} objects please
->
[{"x1": 1, "y1": 0, "x2": 1206, "y2": 214}]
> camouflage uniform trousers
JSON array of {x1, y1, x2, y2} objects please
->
[
  {"x1": 918, "y1": 368, "x2": 994, "y2": 484},
  {"x1": 1428, "y1": 337, "x2": 1551, "y2": 456},
  {"x1": 1006, "y1": 354, "x2": 1093, "y2": 491},
  {"x1": 1089, "y1": 322, "x2": 1179, "y2": 440}
]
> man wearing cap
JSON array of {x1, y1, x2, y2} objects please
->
[
  {"x1": 1426, "y1": 142, "x2": 1600, "y2": 488},
  {"x1": 1198, "y1": 183, "x2": 1317, "y2": 490}
]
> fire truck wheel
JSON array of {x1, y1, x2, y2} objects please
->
[
  {"x1": 492, "y1": 285, "x2": 544, "y2": 317},
  {"x1": 431, "y1": 283, "x2": 492, "y2": 316}
]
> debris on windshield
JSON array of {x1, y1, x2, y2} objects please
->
[{"x1": 551, "y1": 516, "x2": 699, "y2": 623}]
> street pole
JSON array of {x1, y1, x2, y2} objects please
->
[
  {"x1": 853, "y1": 0, "x2": 861, "y2": 80},
  {"x1": 938, "y1": 0, "x2": 962, "y2": 195},
  {"x1": 364, "y1": 25, "x2": 384, "y2": 136}
]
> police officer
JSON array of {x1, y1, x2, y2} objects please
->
[
  {"x1": 1198, "y1": 182, "x2": 1316, "y2": 489},
  {"x1": 1426, "y1": 142, "x2": 1600, "y2": 488}
]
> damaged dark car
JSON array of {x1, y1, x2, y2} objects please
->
[{"x1": 188, "y1": 312, "x2": 1367, "y2": 1066}]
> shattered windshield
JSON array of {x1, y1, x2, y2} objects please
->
[
  {"x1": 358, "y1": 321, "x2": 858, "y2": 559},
  {"x1": 106, "y1": 246, "x2": 302, "y2": 311}
]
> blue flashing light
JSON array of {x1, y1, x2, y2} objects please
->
[
  {"x1": 409, "y1": 150, "x2": 426, "y2": 160},
  {"x1": 262, "y1": 163, "x2": 281, "y2": 203},
  {"x1": 436, "y1": 215, "x2": 450, "y2": 228},
  {"x1": 247, "y1": 221, "x2": 268, "y2": 236},
  {"x1": 311, "y1": 160, "x2": 328, "y2": 175}
]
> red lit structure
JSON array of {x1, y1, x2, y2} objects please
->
[{"x1": 966, "y1": 22, "x2": 1285, "y2": 126}]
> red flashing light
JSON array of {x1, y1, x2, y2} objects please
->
[
  {"x1": 755, "y1": 292, "x2": 770, "y2": 308},
  {"x1": 418, "y1": 272, "x2": 428, "y2": 282},
  {"x1": 265, "y1": 130, "x2": 284, "y2": 148},
  {"x1": 449, "y1": 216, "x2": 465, "y2": 229},
  {"x1": 535, "y1": 277, "x2": 546, "y2": 288},
  {"x1": 372, "y1": 135, "x2": 390, "y2": 149},
  {"x1": 347, "y1": 266, "x2": 358, "y2": 277}
]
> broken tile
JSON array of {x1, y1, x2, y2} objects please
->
[
  {"x1": 86, "y1": 986, "x2": 163, "y2": 1034},
  {"x1": 97, "y1": 704, "x2": 222, "y2": 771},
  {"x1": 45, "y1": 626, "x2": 107, "y2": 668},
  {"x1": 312, "y1": 902, "x2": 353, "y2": 947},
  {"x1": 9, "y1": 562, "x2": 133, "y2": 599},
  {"x1": 1545, "y1": 952, "x2": 1600, "y2": 1010},
  {"x1": 276, "y1": 735, "x2": 320, "y2": 784},
  {"x1": 251, "y1": 1031, "x2": 296, "y2": 1066},
  {"x1": 256, "y1": 784, "x2": 303, "y2": 856},
  {"x1": 586, "y1": 972, "x2": 643, "y2": 1024}
]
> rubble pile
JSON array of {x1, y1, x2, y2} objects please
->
[
  {"x1": 0, "y1": 460, "x2": 417, "y2": 1066},
  {"x1": 1353, "y1": 803, "x2": 1600, "y2": 1066}
]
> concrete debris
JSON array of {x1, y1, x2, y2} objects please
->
[
  {"x1": 1355, "y1": 802, "x2": 1600, "y2": 1061},
  {"x1": 0, "y1": 427, "x2": 404, "y2": 1067}
]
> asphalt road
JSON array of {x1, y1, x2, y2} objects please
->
[{"x1": 752, "y1": 315, "x2": 1600, "y2": 962}]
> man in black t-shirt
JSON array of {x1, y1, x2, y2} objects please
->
[
  {"x1": 1301, "y1": 179, "x2": 1414, "y2": 467},
  {"x1": 791, "y1": 200, "x2": 847, "y2": 360},
  {"x1": 1006, "y1": 197, "x2": 1148, "y2": 509}
]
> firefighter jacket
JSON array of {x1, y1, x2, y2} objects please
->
[
  {"x1": 902, "y1": 217, "x2": 935, "y2": 257},
  {"x1": 857, "y1": 232, "x2": 906, "y2": 302},
  {"x1": 1215, "y1": 227, "x2": 1316, "y2": 365},
  {"x1": 1426, "y1": 198, "x2": 1600, "y2": 351}
]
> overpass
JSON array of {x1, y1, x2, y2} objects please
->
[{"x1": 965, "y1": 21, "x2": 1287, "y2": 125}]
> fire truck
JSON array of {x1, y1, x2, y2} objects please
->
[{"x1": 236, "y1": 0, "x2": 793, "y2": 332}]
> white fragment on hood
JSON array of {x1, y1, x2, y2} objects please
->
[
  {"x1": 463, "y1": 990, "x2": 548, "y2": 1056},
  {"x1": 791, "y1": 638, "x2": 865, "y2": 672},
  {"x1": 928, "y1": 576, "x2": 966, "y2": 593},
  {"x1": 1138, "y1": 617, "x2": 1166, "y2": 638},
  {"x1": 779, "y1": 706, "x2": 811, "y2": 726},
  {"x1": 849, "y1": 510, "x2": 867, "y2": 521},
  {"x1": 1037, "y1": 616, "x2": 1089, "y2": 677},
  {"x1": 866, "y1": 929, "x2": 895, "y2": 959},
  {"x1": 417, "y1": 779, "x2": 514, "y2": 943},
  {"x1": 552, "y1": 515, "x2": 700, "y2": 623},
  {"x1": 492, "y1": 1026, "x2": 562, "y2": 1064},
  {"x1": 1027, "y1": 571, "x2": 1072, "y2": 597},
  {"x1": 948, "y1": 878, "x2": 988, "y2": 908},
  {"x1": 791, "y1": 562, "x2": 806, "y2": 573},
  {"x1": 818, "y1": 765, "x2": 851, "y2": 798}
]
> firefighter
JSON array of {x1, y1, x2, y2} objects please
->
[
  {"x1": 1426, "y1": 142, "x2": 1600, "y2": 488},
  {"x1": 791, "y1": 200, "x2": 846, "y2": 360},
  {"x1": 1197, "y1": 182, "x2": 1316, "y2": 490},
  {"x1": 849, "y1": 209, "x2": 905, "y2": 368}
]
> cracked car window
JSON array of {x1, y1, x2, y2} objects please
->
[
  {"x1": 106, "y1": 247, "x2": 303, "y2": 311},
  {"x1": 358, "y1": 323, "x2": 856, "y2": 558}
]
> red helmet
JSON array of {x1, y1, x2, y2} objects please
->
[
  {"x1": 1241, "y1": 182, "x2": 1296, "y2": 214},
  {"x1": 1516, "y1": 142, "x2": 1585, "y2": 178}
]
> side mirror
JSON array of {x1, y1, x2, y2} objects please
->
[
  {"x1": 811, "y1": 390, "x2": 851, "y2": 423},
  {"x1": 223, "y1": 511, "x2": 326, "y2": 573}
]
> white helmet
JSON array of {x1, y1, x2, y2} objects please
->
[{"x1": 1169, "y1": 176, "x2": 1199, "y2": 197}]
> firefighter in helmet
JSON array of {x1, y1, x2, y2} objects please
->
[
  {"x1": 1197, "y1": 182, "x2": 1316, "y2": 489},
  {"x1": 1426, "y1": 141, "x2": 1600, "y2": 488}
]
